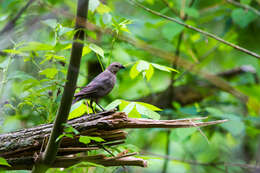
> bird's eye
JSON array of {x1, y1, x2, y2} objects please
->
[{"x1": 115, "y1": 65, "x2": 119, "y2": 67}]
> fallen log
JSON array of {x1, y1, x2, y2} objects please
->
[{"x1": 0, "y1": 110, "x2": 227, "y2": 170}]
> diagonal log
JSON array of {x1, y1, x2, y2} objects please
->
[{"x1": 0, "y1": 110, "x2": 227, "y2": 170}]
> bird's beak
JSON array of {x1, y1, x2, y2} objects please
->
[{"x1": 121, "y1": 65, "x2": 126, "y2": 69}]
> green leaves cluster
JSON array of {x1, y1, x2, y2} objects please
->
[
  {"x1": 106, "y1": 99, "x2": 162, "y2": 120},
  {"x1": 130, "y1": 60, "x2": 178, "y2": 81}
]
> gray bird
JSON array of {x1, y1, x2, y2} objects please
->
[{"x1": 72, "y1": 62, "x2": 125, "y2": 111}]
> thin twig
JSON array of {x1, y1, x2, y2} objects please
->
[
  {"x1": 141, "y1": 151, "x2": 260, "y2": 170},
  {"x1": 226, "y1": 0, "x2": 260, "y2": 16},
  {"x1": 128, "y1": 0, "x2": 260, "y2": 59},
  {"x1": 0, "y1": 0, "x2": 36, "y2": 35}
]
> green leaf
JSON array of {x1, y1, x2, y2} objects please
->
[
  {"x1": 2, "y1": 49, "x2": 23, "y2": 55},
  {"x1": 176, "y1": 128, "x2": 197, "y2": 141},
  {"x1": 56, "y1": 134, "x2": 66, "y2": 142},
  {"x1": 205, "y1": 107, "x2": 223, "y2": 116},
  {"x1": 88, "y1": 136, "x2": 105, "y2": 142},
  {"x1": 0, "y1": 157, "x2": 11, "y2": 167},
  {"x1": 41, "y1": 19, "x2": 57, "y2": 29},
  {"x1": 69, "y1": 101, "x2": 89, "y2": 120},
  {"x1": 39, "y1": 68, "x2": 58, "y2": 79},
  {"x1": 102, "y1": 13, "x2": 112, "y2": 24},
  {"x1": 122, "y1": 102, "x2": 136, "y2": 114},
  {"x1": 96, "y1": 3, "x2": 111, "y2": 14},
  {"x1": 105, "y1": 99, "x2": 122, "y2": 110},
  {"x1": 231, "y1": 9, "x2": 257, "y2": 28},
  {"x1": 127, "y1": 106, "x2": 141, "y2": 118},
  {"x1": 135, "y1": 102, "x2": 162, "y2": 111},
  {"x1": 89, "y1": 43, "x2": 104, "y2": 57},
  {"x1": 145, "y1": 64, "x2": 154, "y2": 81},
  {"x1": 68, "y1": 161, "x2": 106, "y2": 169},
  {"x1": 79, "y1": 136, "x2": 105, "y2": 145},
  {"x1": 0, "y1": 58, "x2": 13, "y2": 69},
  {"x1": 59, "y1": 26, "x2": 74, "y2": 36},
  {"x1": 135, "y1": 104, "x2": 160, "y2": 120},
  {"x1": 64, "y1": 133, "x2": 74, "y2": 139},
  {"x1": 184, "y1": 7, "x2": 199, "y2": 18},
  {"x1": 89, "y1": 0, "x2": 100, "y2": 12},
  {"x1": 63, "y1": 124, "x2": 79, "y2": 135},
  {"x1": 129, "y1": 62, "x2": 140, "y2": 79},
  {"x1": 241, "y1": 0, "x2": 251, "y2": 4},
  {"x1": 19, "y1": 42, "x2": 53, "y2": 51},
  {"x1": 7, "y1": 71, "x2": 34, "y2": 80},
  {"x1": 137, "y1": 60, "x2": 150, "y2": 72},
  {"x1": 151, "y1": 63, "x2": 179, "y2": 73},
  {"x1": 82, "y1": 45, "x2": 91, "y2": 56},
  {"x1": 162, "y1": 22, "x2": 184, "y2": 40},
  {"x1": 79, "y1": 136, "x2": 91, "y2": 144}
]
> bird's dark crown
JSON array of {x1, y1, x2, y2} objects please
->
[{"x1": 107, "y1": 62, "x2": 125, "y2": 74}]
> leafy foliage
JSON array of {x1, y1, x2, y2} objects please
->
[{"x1": 0, "y1": 0, "x2": 260, "y2": 172}]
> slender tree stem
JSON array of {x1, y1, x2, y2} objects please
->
[
  {"x1": 128, "y1": 0, "x2": 260, "y2": 59},
  {"x1": 31, "y1": 0, "x2": 89, "y2": 172}
]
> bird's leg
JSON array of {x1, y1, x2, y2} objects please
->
[
  {"x1": 84, "y1": 101, "x2": 90, "y2": 115},
  {"x1": 90, "y1": 100, "x2": 96, "y2": 113},
  {"x1": 95, "y1": 102, "x2": 105, "y2": 112}
]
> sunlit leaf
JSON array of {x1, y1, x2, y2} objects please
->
[
  {"x1": 89, "y1": 0, "x2": 100, "y2": 12},
  {"x1": 7, "y1": 71, "x2": 34, "y2": 80},
  {"x1": 19, "y1": 42, "x2": 53, "y2": 51},
  {"x1": 151, "y1": 63, "x2": 179, "y2": 73},
  {"x1": 105, "y1": 99, "x2": 122, "y2": 110},
  {"x1": 129, "y1": 62, "x2": 139, "y2": 79},
  {"x1": 122, "y1": 102, "x2": 136, "y2": 114},
  {"x1": 0, "y1": 58, "x2": 13, "y2": 69},
  {"x1": 96, "y1": 3, "x2": 111, "y2": 14},
  {"x1": 136, "y1": 102, "x2": 162, "y2": 111},
  {"x1": 56, "y1": 134, "x2": 66, "y2": 142},
  {"x1": 79, "y1": 136, "x2": 91, "y2": 144},
  {"x1": 82, "y1": 45, "x2": 91, "y2": 56},
  {"x1": 2, "y1": 49, "x2": 23, "y2": 55},
  {"x1": 136, "y1": 104, "x2": 160, "y2": 120},
  {"x1": 89, "y1": 43, "x2": 104, "y2": 57},
  {"x1": 102, "y1": 13, "x2": 112, "y2": 24},
  {"x1": 68, "y1": 161, "x2": 106, "y2": 169},
  {"x1": 145, "y1": 64, "x2": 154, "y2": 81},
  {"x1": 69, "y1": 101, "x2": 89, "y2": 120},
  {"x1": 41, "y1": 19, "x2": 57, "y2": 29},
  {"x1": 79, "y1": 135, "x2": 105, "y2": 145},
  {"x1": 39, "y1": 68, "x2": 58, "y2": 79},
  {"x1": 0, "y1": 157, "x2": 11, "y2": 167}
]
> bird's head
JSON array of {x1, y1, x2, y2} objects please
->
[{"x1": 107, "y1": 62, "x2": 125, "y2": 74}]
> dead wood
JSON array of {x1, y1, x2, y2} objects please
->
[{"x1": 0, "y1": 110, "x2": 227, "y2": 170}]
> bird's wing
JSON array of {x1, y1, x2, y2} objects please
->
[{"x1": 74, "y1": 71, "x2": 113, "y2": 97}]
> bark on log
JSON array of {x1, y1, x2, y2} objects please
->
[{"x1": 0, "y1": 110, "x2": 227, "y2": 170}]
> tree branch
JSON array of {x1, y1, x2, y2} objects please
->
[
  {"x1": 226, "y1": 0, "x2": 260, "y2": 16},
  {"x1": 0, "y1": 111, "x2": 227, "y2": 170},
  {"x1": 4, "y1": 154, "x2": 147, "y2": 170},
  {"x1": 127, "y1": 0, "x2": 260, "y2": 59},
  {"x1": 0, "y1": 0, "x2": 36, "y2": 35},
  {"x1": 31, "y1": 0, "x2": 89, "y2": 172}
]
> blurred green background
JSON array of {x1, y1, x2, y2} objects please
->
[{"x1": 0, "y1": 0, "x2": 260, "y2": 172}]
